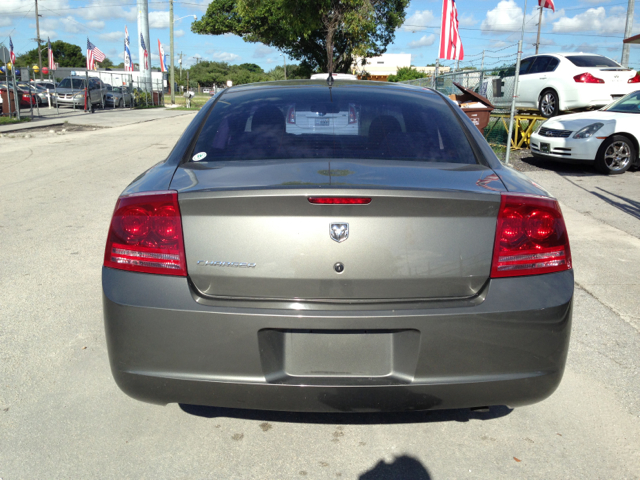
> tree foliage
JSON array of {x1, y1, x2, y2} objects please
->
[
  {"x1": 387, "y1": 66, "x2": 428, "y2": 82},
  {"x1": 183, "y1": 61, "x2": 310, "y2": 87},
  {"x1": 192, "y1": 0, "x2": 408, "y2": 74},
  {"x1": 15, "y1": 41, "x2": 88, "y2": 68}
]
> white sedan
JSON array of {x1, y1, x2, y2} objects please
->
[
  {"x1": 482, "y1": 53, "x2": 639, "y2": 118},
  {"x1": 530, "y1": 91, "x2": 640, "y2": 174}
]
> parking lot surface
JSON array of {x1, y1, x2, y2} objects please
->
[{"x1": 1, "y1": 112, "x2": 639, "y2": 479}]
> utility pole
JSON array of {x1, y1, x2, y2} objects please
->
[
  {"x1": 170, "y1": 0, "x2": 175, "y2": 103},
  {"x1": 622, "y1": 0, "x2": 635, "y2": 67},
  {"x1": 34, "y1": 0, "x2": 43, "y2": 79},
  {"x1": 535, "y1": 6, "x2": 543, "y2": 54},
  {"x1": 282, "y1": 54, "x2": 287, "y2": 80}
]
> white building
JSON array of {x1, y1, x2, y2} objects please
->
[{"x1": 353, "y1": 54, "x2": 451, "y2": 81}]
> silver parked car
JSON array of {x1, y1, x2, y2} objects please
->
[
  {"x1": 103, "y1": 81, "x2": 574, "y2": 412},
  {"x1": 105, "y1": 86, "x2": 133, "y2": 108},
  {"x1": 52, "y1": 76, "x2": 105, "y2": 109}
]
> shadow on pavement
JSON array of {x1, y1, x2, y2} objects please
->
[
  {"x1": 359, "y1": 455, "x2": 431, "y2": 480},
  {"x1": 592, "y1": 187, "x2": 640, "y2": 221},
  {"x1": 178, "y1": 404, "x2": 512, "y2": 424},
  {"x1": 517, "y1": 154, "x2": 596, "y2": 176}
]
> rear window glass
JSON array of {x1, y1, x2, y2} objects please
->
[
  {"x1": 565, "y1": 55, "x2": 620, "y2": 68},
  {"x1": 190, "y1": 86, "x2": 477, "y2": 164}
]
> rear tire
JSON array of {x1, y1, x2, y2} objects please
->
[
  {"x1": 118, "y1": 99, "x2": 123, "y2": 108},
  {"x1": 539, "y1": 90, "x2": 559, "y2": 118},
  {"x1": 595, "y1": 135, "x2": 635, "y2": 175}
]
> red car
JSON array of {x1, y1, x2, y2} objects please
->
[{"x1": 0, "y1": 86, "x2": 38, "y2": 109}]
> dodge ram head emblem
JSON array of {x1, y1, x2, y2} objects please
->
[{"x1": 330, "y1": 223, "x2": 349, "y2": 243}]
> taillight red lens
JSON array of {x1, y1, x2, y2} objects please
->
[
  {"x1": 308, "y1": 197, "x2": 371, "y2": 205},
  {"x1": 491, "y1": 193, "x2": 571, "y2": 278},
  {"x1": 104, "y1": 191, "x2": 187, "y2": 276},
  {"x1": 573, "y1": 72, "x2": 604, "y2": 84},
  {"x1": 628, "y1": 72, "x2": 640, "y2": 83}
]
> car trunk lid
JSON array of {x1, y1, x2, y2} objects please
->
[{"x1": 173, "y1": 160, "x2": 504, "y2": 301}]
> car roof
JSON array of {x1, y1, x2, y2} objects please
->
[{"x1": 223, "y1": 79, "x2": 438, "y2": 96}]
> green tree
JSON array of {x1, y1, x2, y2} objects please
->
[
  {"x1": 16, "y1": 40, "x2": 86, "y2": 68},
  {"x1": 192, "y1": 0, "x2": 409, "y2": 74},
  {"x1": 387, "y1": 66, "x2": 428, "y2": 82}
]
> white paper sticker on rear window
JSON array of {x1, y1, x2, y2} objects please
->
[{"x1": 192, "y1": 152, "x2": 207, "y2": 161}]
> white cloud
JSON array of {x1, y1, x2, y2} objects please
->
[
  {"x1": 149, "y1": 11, "x2": 170, "y2": 29},
  {"x1": 552, "y1": 7, "x2": 627, "y2": 35},
  {"x1": 408, "y1": 34, "x2": 436, "y2": 49},
  {"x1": 459, "y1": 14, "x2": 477, "y2": 28},
  {"x1": 175, "y1": 29, "x2": 185, "y2": 38},
  {"x1": 87, "y1": 20, "x2": 105, "y2": 30},
  {"x1": 0, "y1": 17, "x2": 12, "y2": 27},
  {"x1": 0, "y1": 0, "x2": 69, "y2": 16},
  {"x1": 402, "y1": 10, "x2": 436, "y2": 32},
  {"x1": 561, "y1": 43, "x2": 600, "y2": 54},
  {"x1": 76, "y1": 1, "x2": 136, "y2": 22},
  {"x1": 265, "y1": 58, "x2": 276, "y2": 64},
  {"x1": 99, "y1": 31, "x2": 124, "y2": 42},
  {"x1": 253, "y1": 46, "x2": 274, "y2": 58},
  {"x1": 212, "y1": 51, "x2": 240, "y2": 62},
  {"x1": 481, "y1": 0, "x2": 564, "y2": 34}
]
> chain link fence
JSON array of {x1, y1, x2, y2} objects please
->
[{"x1": 401, "y1": 50, "x2": 544, "y2": 162}]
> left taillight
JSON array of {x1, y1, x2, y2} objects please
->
[
  {"x1": 348, "y1": 104, "x2": 357, "y2": 124},
  {"x1": 491, "y1": 193, "x2": 571, "y2": 278},
  {"x1": 103, "y1": 191, "x2": 187, "y2": 276},
  {"x1": 628, "y1": 72, "x2": 640, "y2": 83}
]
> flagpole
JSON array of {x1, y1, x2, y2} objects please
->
[{"x1": 535, "y1": 6, "x2": 543, "y2": 55}]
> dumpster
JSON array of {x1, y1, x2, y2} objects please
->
[{"x1": 448, "y1": 82, "x2": 494, "y2": 133}]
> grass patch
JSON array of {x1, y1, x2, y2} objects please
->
[
  {"x1": 169, "y1": 93, "x2": 211, "y2": 109},
  {"x1": 169, "y1": 106, "x2": 202, "y2": 111},
  {"x1": 134, "y1": 104, "x2": 165, "y2": 109},
  {"x1": 0, "y1": 116, "x2": 32, "y2": 125}
]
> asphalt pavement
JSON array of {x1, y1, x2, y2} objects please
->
[{"x1": 1, "y1": 113, "x2": 639, "y2": 479}]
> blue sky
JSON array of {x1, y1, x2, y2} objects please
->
[{"x1": 1, "y1": 0, "x2": 639, "y2": 71}]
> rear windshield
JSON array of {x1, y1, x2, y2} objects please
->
[
  {"x1": 58, "y1": 78, "x2": 86, "y2": 89},
  {"x1": 565, "y1": 55, "x2": 620, "y2": 68},
  {"x1": 190, "y1": 86, "x2": 477, "y2": 164}
]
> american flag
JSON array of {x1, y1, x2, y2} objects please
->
[
  {"x1": 539, "y1": 0, "x2": 555, "y2": 12},
  {"x1": 9, "y1": 36, "x2": 16, "y2": 64},
  {"x1": 48, "y1": 37, "x2": 56, "y2": 70},
  {"x1": 87, "y1": 38, "x2": 105, "y2": 70},
  {"x1": 439, "y1": 0, "x2": 464, "y2": 61},
  {"x1": 140, "y1": 33, "x2": 149, "y2": 70}
]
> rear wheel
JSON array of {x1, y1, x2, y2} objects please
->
[
  {"x1": 539, "y1": 90, "x2": 559, "y2": 118},
  {"x1": 118, "y1": 98, "x2": 123, "y2": 108},
  {"x1": 595, "y1": 135, "x2": 635, "y2": 175}
]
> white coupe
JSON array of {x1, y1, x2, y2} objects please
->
[{"x1": 530, "y1": 91, "x2": 640, "y2": 174}]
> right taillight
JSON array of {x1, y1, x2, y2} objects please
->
[
  {"x1": 287, "y1": 105, "x2": 296, "y2": 124},
  {"x1": 491, "y1": 193, "x2": 571, "y2": 278},
  {"x1": 628, "y1": 72, "x2": 640, "y2": 83},
  {"x1": 573, "y1": 72, "x2": 604, "y2": 84},
  {"x1": 348, "y1": 103, "x2": 357, "y2": 124},
  {"x1": 103, "y1": 191, "x2": 187, "y2": 276}
]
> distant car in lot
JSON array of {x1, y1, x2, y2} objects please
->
[
  {"x1": 285, "y1": 101, "x2": 360, "y2": 135},
  {"x1": 202, "y1": 88, "x2": 211, "y2": 94},
  {"x1": 310, "y1": 73, "x2": 358, "y2": 80},
  {"x1": 0, "y1": 84, "x2": 38, "y2": 108},
  {"x1": 103, "y1": 80, "x2": 574, "y2": 413},
  {"x1": 52, "y1": 76, "x2": 105, "y2": 109},
  {"x1": 531, "y1": 90, "x2": 640, "y2": 174},
  {"x1": 105, "y1": 86, "x2": 133, "y2": 108},
  {"x1": 481, "y1": 53, "x2": 639, "y2": 117}
]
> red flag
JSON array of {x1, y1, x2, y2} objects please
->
[
  {"x1": 439, "y1": 0, "x2": 464, "y2": 61},
  {"x1": 539, "y1": 0, "x2": 555, "y2": 12}
]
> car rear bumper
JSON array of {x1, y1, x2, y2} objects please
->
[{"x1": 102, "y1": 267, "x2": 573, "y2": 412}]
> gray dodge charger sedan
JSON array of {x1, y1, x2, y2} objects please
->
[{"x1": 103, "y1": 80, "x2": 573, "y2": 412}]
